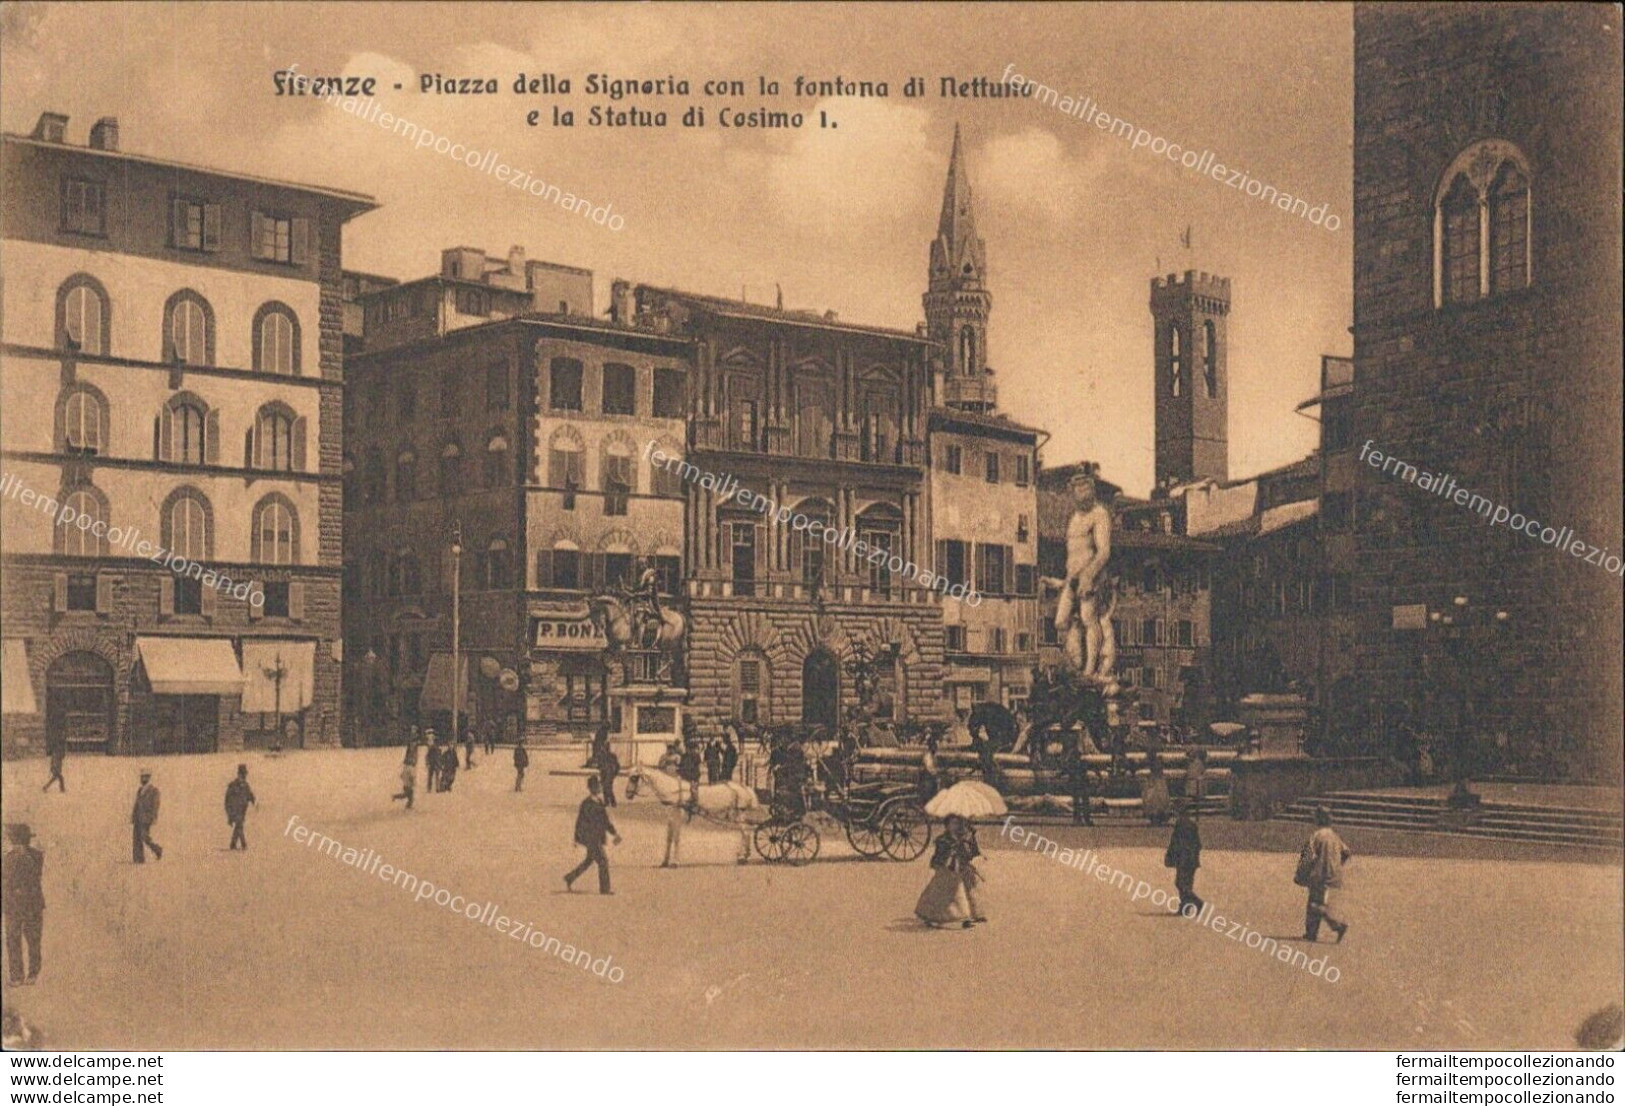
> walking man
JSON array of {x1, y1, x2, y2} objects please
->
[
  {"x1": 224, "y1": 764, "x2": 257, "y2": 851},
  {"x1": 1165, "y1": 803, "x2": 1203, "y2": 916},
  {"x1": 599, "y1": 744, "x2": 621, "y2": 808},
  {"x1": 393, "y1": 748, "x2": 417, "y2": 808},
  {"x1": 41, "y1": 729, "x2": 66, "y2": 794},
  {"x1": 513, "y1": 737, "x2": 529, "y2": 792},
  {"x1": 462, "y1": 721, "x2": 475, "y2": 770},
  {"x1": 1298, "y1": 806, "x2": 1351, "y2": 942},
  {"x1": 564, "y1": 777, "x2": 619, "y2": 895},
  {"x1": 704, "y1": 737, "x2": 723, "y2": 785},
  {"x1": 3, "y1": 824, "x2": 44, "y2": 986},
  {"x1": 483, "y1": 720, "x2": 496, "y2": 758},
  {"x1": 424, "y1": 732, "x2": 441, "y2": 793},
  {"x1": 131, "y1": 770, "x2": 162, "y2": 863}
]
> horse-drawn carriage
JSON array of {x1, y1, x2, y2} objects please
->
[{"x1": 752, "y1": 769, "x2": 932, "y2": 866}]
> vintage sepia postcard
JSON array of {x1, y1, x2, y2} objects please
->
[{"x1": 0, "y1": 0, "x2": 1620, "y2": 1077}]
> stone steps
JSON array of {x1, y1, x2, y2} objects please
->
[{"x1": 1276, "y1": 791, "x2": 1623, "y2": 850}]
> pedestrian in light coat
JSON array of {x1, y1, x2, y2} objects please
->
[{"x1": 1298, "y1": 806, "x2": 1351, "y2": 942}]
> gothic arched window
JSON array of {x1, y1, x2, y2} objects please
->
[
  {"x1": 959, "y1": 326, "x2": 977, "y2": 373},
  {"x1": 163, "y1": 290, "x2": 215, "y2": 365},
  {"x1": 1433, "y1": 140, "x2": 1532, "y2": 308},
  {"x1": 251, "y1": 495, "x2": 298, "y2": 564},
  {"x1": 253, "y1": 303, "x2": 300, "y2": 374}
]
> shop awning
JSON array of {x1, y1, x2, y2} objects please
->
[
  {"x1": 135, "y1": 637, "x2": 245, "y2": 696},
  {"x1": 241, "y1": 641, "x2": 315, "y2": 713},
  {"x1": 2, "y1": 640, "x2": 37, "y2": 715},
  {"x1": 418, "y1": 652, "x2": 470, "y2": 713}
]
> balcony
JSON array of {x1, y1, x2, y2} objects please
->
[{"x1": 943, "y1": 373, "x2": 998, "y2": 410}]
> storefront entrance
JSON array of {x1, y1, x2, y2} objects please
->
[
  {"x1": 150, "y1": 695, "x2": 220, "y2": 754},
  {"x1": 45, "y1": 651, "x2": 115, "y2": 754}
]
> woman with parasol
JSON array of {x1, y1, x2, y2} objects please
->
[{"x1": 915, "y1": 814, "x2": 985, "y2": 929}]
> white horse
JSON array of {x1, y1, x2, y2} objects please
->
[{"x1": 625, "y1": 765, "x2": 758, "y2": 863}]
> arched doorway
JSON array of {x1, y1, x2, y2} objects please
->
[
  {"x1": 46, "y1": 651, "x2": 115, "y2": 754},
  {"x1": 801, "y1": 649, "x2": 839, "y2": 728}
]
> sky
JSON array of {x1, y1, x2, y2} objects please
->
[{"x1": 0, "y1": 1, "x2": 1353, "y2": 496}]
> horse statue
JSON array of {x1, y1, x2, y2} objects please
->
[
  {"x1": 588, "y1": 593, "x2": 685, "y2": 651},
  {"x1": 624, "y1": 764, "x2": 759, "y2": 863}
]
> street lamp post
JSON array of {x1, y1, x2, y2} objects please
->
[
  {"x1": 451, "y1": 526, "x2": 462, "y2": 743},
  {"x1": 262, "y1": 649, "x2": 288, "y2": 749},
  {"x1": 1430, "y1": 594, "x2": 1510, "y2": 808}
]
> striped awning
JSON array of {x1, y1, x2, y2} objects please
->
[{"x1": 2, "y1": 640, "x2": 37, "y2": 715}]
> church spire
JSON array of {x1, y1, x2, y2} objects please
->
[
  {"x1": 931, "y1": 123, "x2": 985, "y2": 288},
  {"x1": 924, "y1": 125, "x2": 995, "y2": 410}
]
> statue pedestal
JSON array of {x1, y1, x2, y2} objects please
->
[{"x1": 1237, "y1": 693, "x2": 1309, "y2": 758}]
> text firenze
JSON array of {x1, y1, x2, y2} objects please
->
[{"x1": 645, "y1": 442, "x2": 983, "y2": 606}]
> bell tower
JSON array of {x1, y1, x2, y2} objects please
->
[
  {"x1": 925, "y1": 125, "x2": 996, "y2": 412},
  {"x1": 1151, "y1": 270, "x2": 1231, "y2": 488}
]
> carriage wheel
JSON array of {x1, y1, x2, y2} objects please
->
[
  {"x1": 881, "y1": 802, "x2": 933, "y2": 861},
  {"x1": 754, "y1": 821, "x2": 789, "y2": 863},
  {"x1": 844, "y1": 816, "x2": 887, "y2": 858},
  {"x1": 781, "y1": 821, "x2": 821, "y2": 866}
]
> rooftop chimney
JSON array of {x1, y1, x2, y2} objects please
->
[
  {"x1": 31, "y1": 113, "x2": 68, "y2": 143},
  {"x1": 88, "y1": 117, "x2": 119, "y2": 151}
]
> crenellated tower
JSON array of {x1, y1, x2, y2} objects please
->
[
  {"x1": 1151, "y1": 270, "x2": 1231, "y2": 488},
  {"x1": 925, "y1": 125, "x2": 996, "y2": 412}
]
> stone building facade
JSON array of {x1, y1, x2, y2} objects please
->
[
  {"x1": 622, "y1": 285, "x2": 945, "y2": 740},
  {"x1": 342, "y1": 256, "x2": 688, "y2": 744},
  {"x1": 1352, "y1": 4, "x2": 1623, "y2": 776},
  {"x1": 0, "y1": 113, "x2": 372, "y2": 756}
]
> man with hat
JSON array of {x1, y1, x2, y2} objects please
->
[
  {"x1": 224, "y1": 764, "x2": 257, "y2": 850},
  {"x1": 131, "y1": 770, "x2": 162, "y2": 863},
  {"x1": 3, "y1": 823, "x2": 44, "y2": 985}
]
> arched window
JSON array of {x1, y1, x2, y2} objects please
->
[
  {"x1": 857, "y1": 502, "x2": 903, "y2": 596},
  {"x1": 1434, "y1": 140, "x2": 1532, "y2": 308},
  {"x1": 160, "y1": 395, "x2": 212, "y2": 465},
  {"x1": 548, "y1": 426, "x2": 585, "y2": 507},
  {"x1": 253, "y1": 303, "x2": 300, "y2": 375},
  {"x1": 395, "y1": 446, "x2": 418, "y2": 501},
  {"x1": 162, "y1": 488, "x2": 212, "y2": 561},
  {"x1": 649, "y1": 438, "x2": 684, "y2": 497},
  {"x1": 959, "y1": 326, "x2": 977, "y2": 373},
  {"x1": 57, "y1": 383, "x2": 109, "y2": 455},
  {"x1": 56, "y1": 275, "x2": 110, "y2": 355},
  {"x1": 735, "y1": 648, "x2": 770, "y2": 725},
  {"x1": 163, "y1": 290, "x2": 215, "y2": 365},
  {"x1": 251, "y1": 496, "x2": 298, "y2": 564},
  {"x1": 485, "y1": 537, "x2": 512, "y2": 589},
  {"x1": 1169, "y1": 325, "x2": 1184, "y2": 397},
  {"x1": 253, "y1": 405, "x2": 299, "y2": 471},
  {"x1": 601, "y1": 435, "x2": 633, "y2": 515},
  {"x1": 438, "y1": 440, "x2": 463, "y2": 496},
  {"x1": 56, "y1": 486, "x2": 109, "y2": 557},
  {"x1": 483, "y1": 433, "x2": 510, "y2": 488},
  {"x1": 1489, "y1": 162, "x2": 1530, "y2": 295},
  {"x1": 1202, "y1": 320, "x2": 1218, "y2": 398},
  {"x1": 1440, "y1": 174, "x2": 1480, "y2": 305}
]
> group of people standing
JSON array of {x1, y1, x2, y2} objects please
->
[{"x1": 393, "y1": 724, "x2": 526, "y2": 808}]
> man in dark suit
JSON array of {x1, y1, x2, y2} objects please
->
[
  {"x1": 564, "y1": 777, "x2": 620, "y2": 894},
  {"x1": 678, "y1": 740, "x2": 703, "y2": 814},
  {"x1": 3, "y1": 824, "x2": 44, "y2": 985},
  {"x1": 721, "y1": 729, "x2": 740, "y2": 782},
  {"x1": 704, "y1": 738, "x2": 723, "y2": 784},
  {"x1": 131, "y1": 770, "x2": 162, "y2": 863},
  {"x1": 224, "y1": 764, "x2": 257, "y2": 850},
  {"x1": 1067, "y1": 736, "x2": 1095, "y2": 826},
  {"x1": 41, "y1": 729, "x2": 66, "y2": 794}
]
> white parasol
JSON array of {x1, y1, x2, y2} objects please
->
[{"x1": 925, "y1": 779, "x2": 1008, "y2": 820}]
